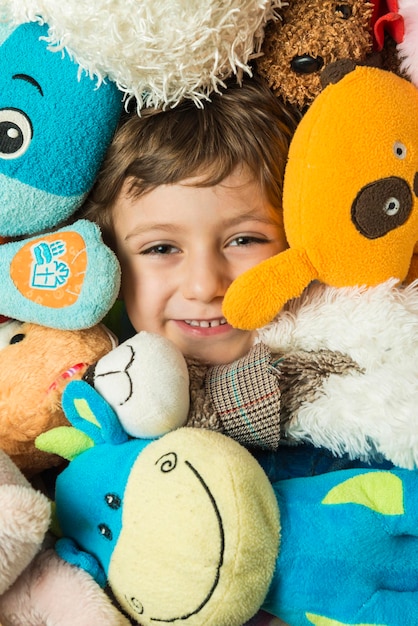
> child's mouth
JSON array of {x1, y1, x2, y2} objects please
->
[{"x1": 184, "y1": 318, "x2": 227, "y2": 328}]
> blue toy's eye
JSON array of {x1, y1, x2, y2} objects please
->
[
  {"x1": 105, "y1": 493, "x2": 121, "y2": 510},
  {"x1": 0, "y1": 108, "x2": 33, "y2": 159},
  {"x1": 98, "y1": 523, "x2": 113, "y2": 541}
]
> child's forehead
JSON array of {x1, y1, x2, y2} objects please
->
[{"x1": 114, "y1": 174, "x2": 272, "y2": 228}]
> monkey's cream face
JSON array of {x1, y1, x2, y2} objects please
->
[{"x1": 108, "y1": 428, "x2": 280, "y2": 626}]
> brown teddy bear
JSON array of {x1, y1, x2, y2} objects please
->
[
  {"x1": 0, "y1": 319, "x2": 115, "y2": 475},
  {"x1": 255, "y1": 0, "x2": 376, "y2": 110}
]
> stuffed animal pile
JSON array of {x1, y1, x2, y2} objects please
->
[
  {"x1": 36, "y1": 397, "x2": 418, "y2": 626},
  {"x1": 3, "y1": 1, "x2": 418, "y2": 625},
  {"x1": 0, "y1": 319, "x2": 195, "y2": 476}
]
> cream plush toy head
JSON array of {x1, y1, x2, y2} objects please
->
[
  {"x1": 84, "y1": 331, "x2": 190, "y2": 439},
  {"x1": 5, "y1": 0, "x2": 282, "y2": 110}
]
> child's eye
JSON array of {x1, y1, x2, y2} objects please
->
[
  {"x1": 141, "y1": 243, "x2": 179, "y2": 255},
  {"x1": 229, "y1": 235, "x2": 268, "y2": 247}
]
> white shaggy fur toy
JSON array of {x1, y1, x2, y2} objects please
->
[
  {"x1": 257, "y1": 278, "x2": 418, "y2": 470},
  {"x1": 3, "y1": 0, "x2": 282, "y2": 109},
  {"x1": 397, "y1": 0, "x2": 418, "y2": 87}
]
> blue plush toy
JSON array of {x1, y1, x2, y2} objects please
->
[
  {"x1": 0, "y1": 0, "x2": 280, "y2": 330},
  {"x1": 37, "y1": 379, "x2": 418, "y2": 626},
  {"x1": 0, "y1": 19, "x2": 122, "y2": 329}
]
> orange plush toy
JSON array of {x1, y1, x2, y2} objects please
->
[
  {"x1": 0, "y1": 319, "x2": 115, "y2": 474},
  {"x1": 223, "y1": 62, "x2": 418, "y2": 330}
]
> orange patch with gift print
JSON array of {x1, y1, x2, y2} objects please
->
[{"x1": 10, "y1": 231, "x2": 87, "y2": 308}]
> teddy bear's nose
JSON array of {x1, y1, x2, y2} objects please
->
[{"x1": 291, "y1": 55, "x2": 324, "y2": 75}]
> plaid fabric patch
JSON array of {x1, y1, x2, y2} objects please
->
[{"x1": 206, "y1": 342, "x2": 281, "y2": 450}]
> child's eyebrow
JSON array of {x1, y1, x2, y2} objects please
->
[
  {"x1": 222, "y1": 210, "x2": 279, "y2": 227},
  {"x1": 124, "y1": 210, "x2": 277, "y2": 241},
  {"x1": 125, "y1": 223, "x2": 182, "y2": 240}
]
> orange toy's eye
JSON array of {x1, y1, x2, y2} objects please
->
[{"x1": 393, "y1": 142, "x2": 407, "y2": 159}]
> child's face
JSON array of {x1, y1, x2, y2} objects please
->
[{"x1": 112, "y1": 168, "x2": 287, "y2": 365}]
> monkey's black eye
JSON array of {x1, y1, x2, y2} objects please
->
[
  {"x1": 105, "y1": 493, "x2": 121, "y2": 510},
  {"x1": 98, "y1": 523, "x2": 113, "y2": 541},
  {"x1": 335, "y1": 4, "x2": 352, "y2": 19},
  {"x1": 10, "y1": 333, "x2": 25, "y2": 344}
]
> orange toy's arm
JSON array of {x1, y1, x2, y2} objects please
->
[{"x1": 222, "y1": 248, "x2": 318, "y2": 330}]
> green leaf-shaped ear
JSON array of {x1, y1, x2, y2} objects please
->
[{"x1": 36, "y1": 426, "x2": 94, "y2": 462}]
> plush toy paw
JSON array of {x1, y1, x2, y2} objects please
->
[
  {"x1": 223, "y1": 248, "x2": 317, "y2": 330},
  {"x1": 0, "y1": 221, "x2": 120, "y2": 330}
]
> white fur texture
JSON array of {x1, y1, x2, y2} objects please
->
[
  {"x1": 397, "y1": 0, "x2": 418, "y2": 86},
  {"x1": 258, "y1": 279, "x2": 418, "y2": 469},
  {"x1": 2, "y1": 0, "x2": 282, "y2": 109},
  {"x1": 0, "y1": 484, "x2": 50, "y2": 595},
  {"x1": 0, "y1": 550, "x2": 131, "y2": 625}
]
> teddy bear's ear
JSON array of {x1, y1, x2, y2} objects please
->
[
  {"x1": 320, "y1": 58, "x2": 358, "y2": 88},
  {"x1": 320, "y1": 53, "x2": 388, "y2": 89}
]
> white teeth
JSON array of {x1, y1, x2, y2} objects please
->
[{"x1": 185, "y1": 318, "x2": 227, "y2": 328}]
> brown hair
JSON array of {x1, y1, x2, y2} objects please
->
[{"x1": 81, "y1": 76, "x2": 300, "y2": 244}]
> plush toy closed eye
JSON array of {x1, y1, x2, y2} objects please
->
[
  {"x1": 36, "y1": 388, "x2": 418, "y2": 626},
  {"x1": 223, "y1": 62, "x2": 418, "y2": 331}
]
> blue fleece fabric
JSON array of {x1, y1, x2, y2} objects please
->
[
  {"x1": 0, "y1": 21, "x2": 122, "y2": 236},
  {"x1": 264, "y1": 467, "x2": 418, "y2": 625}
]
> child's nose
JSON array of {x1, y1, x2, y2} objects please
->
[{"x1": 182, "y1": 253, "x2": 229, "y2": 302}]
